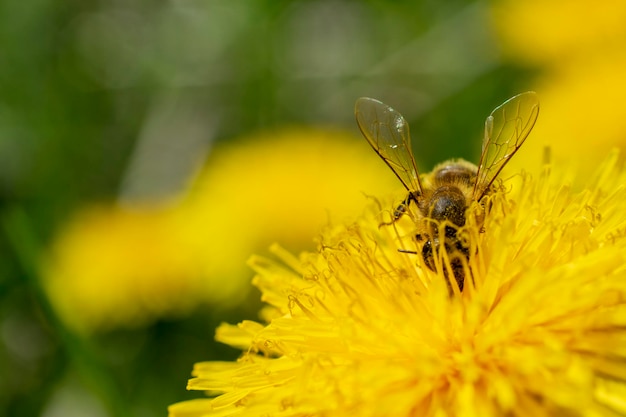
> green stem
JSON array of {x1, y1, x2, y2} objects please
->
[{"x1": 2, "y1": 207, "x2": 131, "y2": 417}]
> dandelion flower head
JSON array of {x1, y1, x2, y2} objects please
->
[{"x1": 170, "y1": 148, "x2": 626, "y2": 417}]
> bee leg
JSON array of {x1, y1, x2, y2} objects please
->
[
  {"x1": 393, "y1": 192, "x2": 419, "y2": 220},
  {"x1": 380, "y1": 192, "x2": 419, "y2": 227}
]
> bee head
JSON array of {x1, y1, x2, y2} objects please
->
[{"x1": 427, "y1": 186, "x2": 467, "y2": 228}]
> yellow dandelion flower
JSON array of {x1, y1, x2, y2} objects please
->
[
  {"x1": 41, "y1": 128, "x2": 395, "y2": 332},
  {"x1": 490, "y1": 0, "x2": 626, "y2": 171},
  {"x1": 491, "y1": 0, "x2": 626, "y2": 66},
  {"x1": 169, "y1": 149, "x2": 626, "y2": 417}
]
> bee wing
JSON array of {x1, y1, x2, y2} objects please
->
[
  {"x1": 355, "y1": 97, "x2": 423, "y2": 194},
  {"x1": 473, "y1": 91, "x2": 540, "y2": 201}
]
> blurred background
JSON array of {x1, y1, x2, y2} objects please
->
[{"x1": 2, "y1": 0, "x2": 626, "y2": 416}]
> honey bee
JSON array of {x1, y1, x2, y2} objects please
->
[{"x1": 355, "y1": 92, "x2": 540, "y2": 292}]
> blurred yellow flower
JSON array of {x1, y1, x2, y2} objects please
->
[
  {"x1": 491, "y1": 0, "x2": 626, "y2": 171},
  {"x1": 170, "y1": 151, "x2": 626, "y2": 416},
  {"x1": 41, "y1": 128, "x2": 396, "y2": 333}
]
